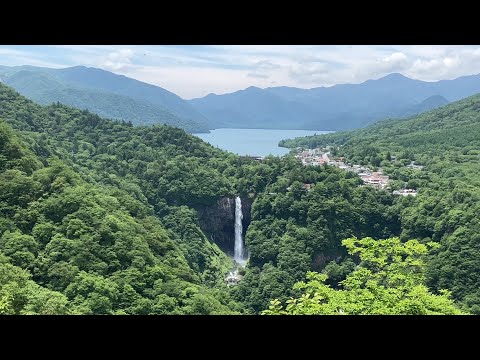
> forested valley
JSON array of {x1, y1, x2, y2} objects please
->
[{"x1": 0, "y1": 83, "x2": 477, "y2": 314}]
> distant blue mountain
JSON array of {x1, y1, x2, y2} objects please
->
[
  {"x1": 2, "y1": 64, "x2": 478, "y2": 132},
  {"x1": 189, "y1": 73, "x2": 480, "y2": 130},
  {"x1": 397, "y1": 94, "x2": 450, "y2": 118},
  {"x1": 0, "y1": 65, "x2": 211, "y2": 132}
]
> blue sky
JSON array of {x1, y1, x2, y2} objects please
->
[{"x1": 1, "y1": 45, "x2": 479, "y2": 99}]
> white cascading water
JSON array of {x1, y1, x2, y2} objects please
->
[{"x1": 234, "y1": 196, "x2": 246, "y2": 265}]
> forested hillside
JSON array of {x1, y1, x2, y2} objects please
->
[
  {"x1": 232, "y1": 164, "x2": 401, "y2": 313},
  {"x1": 0, "y1": 82, "x2": 473, "y2": 314},
  {"x1": 279, "y1": 94, "x2": 480, "y2": 313},
  {"x1": 0, "y1": 66, "x2": 210, "y2": 133},
  {"x1": 0, "y1": 84, "x2": 239, "y2": 314}
]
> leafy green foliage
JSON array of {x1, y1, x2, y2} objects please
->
[
  {"x1": 0, "y1": 254, "x2": 69, "y2": 315},
  {"x1": 234, "y1": 163, "x2": 400, "y2": 313},
  {"x1": 280, "y1": 93, "x2": 480, "y2": 313},
  {"x1": 263, "y1": 237, "x2": 464, "y2": 315}
]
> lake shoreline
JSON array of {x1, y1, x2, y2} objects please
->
[{"x1": 193, "y1": 128, "x2": 333, "y2": 157}]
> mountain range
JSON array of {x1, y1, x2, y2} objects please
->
[
  {"x1": 189, "y1": 73, "x2": 480, "y2": 130},
  {"x1": 2, "y1": 65, "x2": 480, "y2": 132},
  {"x1": 0, "y1": 65, "x2": 210, "y2": 133}
]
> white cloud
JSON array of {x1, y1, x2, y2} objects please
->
[
  {"x1": 247, "y1": 73, "x2": 269, "y2": 79},
  {"x1": 443, "y1": 57, "x2": 457, "y2": 67},
  {"x1": 411, "y1": 58, "x2": 442, "y2": 72},
  {"x1": 383, "y1": 52, "x2": 407, "y2": 64},
  {"x1": 473, "y1": 48, "x2": 480, "y2": 57},
  {"x1": 406, "y1": 50, "x2": 475, "y2": 81},
  {"x1": 289, "y1": 62, "x2": 330, "y2": 83},
  {"x1": 100, "y1": 48, "x2": 134, "y2": 71},
  {"x1": 252, "y1": 60, "x2": 281, "y2": 70}
]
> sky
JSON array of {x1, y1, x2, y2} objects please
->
[{"x1": 1, "y1": 45, "x2": 480, "y2": 99}]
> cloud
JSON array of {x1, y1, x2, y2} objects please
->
[
  {"x1": 411, "y1": 58, "x2": 443, "y2": 73},
  {"x1": 0, "y1": 47, "x2": 68, "y2": 68},
  {"x1": 247, "y1": 73, "x2": 269, "y2": 79},
  {"x1": 121, "y1": 65, "x2": 265, "y2": 99},
  {"x1": 443, "y1": 57, "x2": 459, "y2": 67},
  {"x1": 357, "y1": 51, "x2": 411, "y2": 80},
  {"x1": 407, "y1": 52, "x2": 469, "y2": 80},
  {"x1": 100, "y1": 48, "x2": 134, "y2": 71},
  {"x1": 253, "y1": 60, "x2": 281, "y2": 70},
  {"x1": 289, "y1": 62, "x2": 330, "y2": 83},
  {"x1": 383, "y1": 52, "x2": 407, "y2": 64},
  {"x1": 473, "y1": 48, "x2": 480, "y2": 57}
]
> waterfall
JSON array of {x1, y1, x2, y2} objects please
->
[{"x1": 234, "y1": 196, "x2": 246, "y2": 265}]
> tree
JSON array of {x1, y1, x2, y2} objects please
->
[
  {"x1": 262, "y1": 237, "x2": 464, "y2": 315},
  {"x1": 0, "y1": 231, "x2": 38, "y2": 269},
  {"x1": 0, "y1": 254, "x2": 69, "y2": 314}
]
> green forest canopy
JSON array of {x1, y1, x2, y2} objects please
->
[
  {"x1": 263, "y1": 237, "x2": 463, "y2": 315},
  {"x1": 0, "y1": 83, "x2": 479, "y2": 314},
  {"x1": 279, "y1": 93, "x2": 480, "y2": 314}
]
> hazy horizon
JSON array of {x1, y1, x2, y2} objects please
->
[{"x1": 1, "y1": 45, "x2": 480, "y2": 99}]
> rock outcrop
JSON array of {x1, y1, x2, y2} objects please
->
[{"x1": 193, "y1": 196, "x2": 253, "y2": 256}]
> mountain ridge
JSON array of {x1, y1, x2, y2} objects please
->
[
  {"x1": 0, "y1": 65, "x2": 211, "y2": 133},
  {"x1": 189, "y1": 72, "x2": 480, "y2": 130}
]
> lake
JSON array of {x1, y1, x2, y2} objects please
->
[{"x1": 194, "y1": 128, "x2": 332, "y2": 157}]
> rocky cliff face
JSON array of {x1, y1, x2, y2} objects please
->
[{"x1": 193, "y1": 196, "x2": 253, "y2": 256}]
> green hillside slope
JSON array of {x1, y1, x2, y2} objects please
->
[
  {"x1": 280, "y1": 94, "x2": 480, "y2": 312},
  {"x1": 0, "y1": 82, "x2": 473, "y2": 314},
  {"x1": 1, "y1": 67, "x2": 209, "y2": 133},
  {"x1": 0, "y1": 83, "x2": 238, "y2": 314}
]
